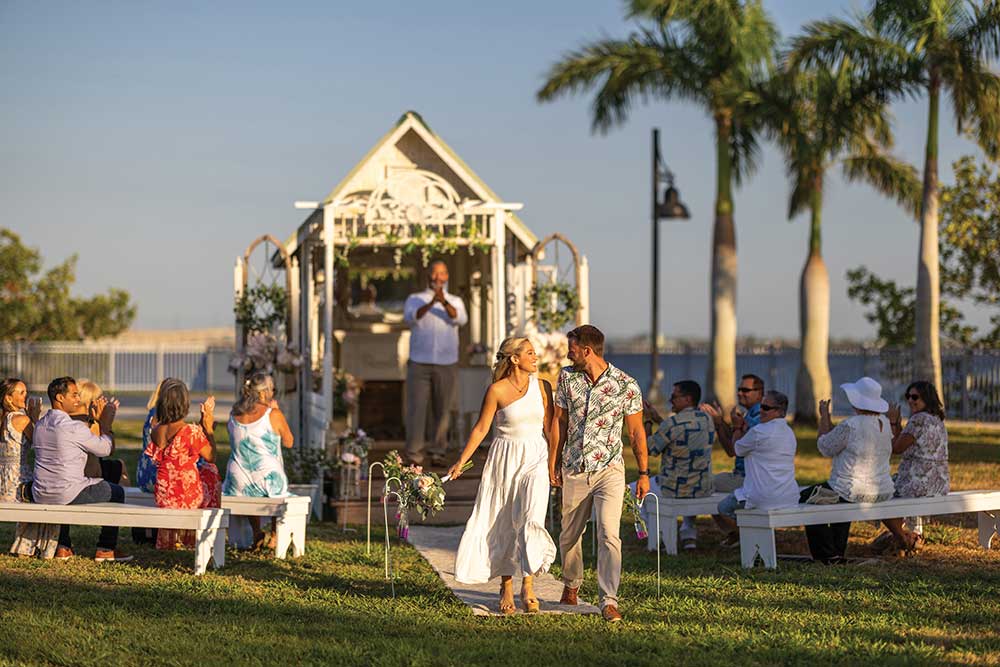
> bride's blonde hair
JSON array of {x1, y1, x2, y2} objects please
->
[{"x1": 492, "y1": 337, "x2": 530, "y2": 382}]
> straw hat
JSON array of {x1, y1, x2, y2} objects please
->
[{"x1": 840, "y1": 376, "x2": 888, "y2": 413}]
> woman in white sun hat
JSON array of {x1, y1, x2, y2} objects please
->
[{"x1": 800, "y1": 377, "x2": 908, "y2": 563}]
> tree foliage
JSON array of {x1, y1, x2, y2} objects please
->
[
  {"x1": 0, "y1": 228, "x2": 136, "y2": 341},
  {"x1": 847, "y1": 156, "x2": 1000, "y2": 348}
]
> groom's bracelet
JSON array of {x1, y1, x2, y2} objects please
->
[{"x1": 637, "y1": 470, "x2": 649, "y2": 476}]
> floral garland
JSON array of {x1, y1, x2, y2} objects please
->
[{"x1": 530, "y1": 280, "x2": 580, "y2": 332}]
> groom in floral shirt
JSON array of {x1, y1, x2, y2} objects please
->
[{"x1": 550, "y1": 325, "x2": 648, "y2": 622}]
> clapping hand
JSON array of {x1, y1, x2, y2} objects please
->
[
  {"x1": 699, "y1": 401, "x2": 723, "y2": 422},
  {"x1": 200, "y1": 396, "x2": 216, "y2": 433},
  {"x1": 25, "y1": 396, "x2": 42, "y2": 422},
  {"x1": 433, "y1": 286, "x2": 447, "y2": 304},
  {"x1": 887, "y1": 403, "x2": 901, "y2": 425},
  {"x1": 730, "y1": 406, "x2": 746, "y2": 431},
  {"x1": 818, "y1": 399, "x2": 832, "y2": 421},
  {"x1": 93, "y1": 396, "x2": 119, "y2": 432}
]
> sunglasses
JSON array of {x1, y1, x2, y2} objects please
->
[
  {"x1": 905, "y1": 393, "x2": 921, "y2": 401},
  {"x1": 737, "y1": 387, "x2": 759, "y2": 394},
  {"x1": 760, "y1": 404, "x2": 780, "y2": 412}
]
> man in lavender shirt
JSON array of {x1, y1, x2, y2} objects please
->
[{"x1": 32, "y1": 376, "x2": 132, "y2": 562}]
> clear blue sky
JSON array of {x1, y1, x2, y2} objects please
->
[{"x1": 1, "y1": 0, "x2": 990, "y2": 339}]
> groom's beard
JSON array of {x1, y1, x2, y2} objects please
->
[{"x1": 570, "y1": 358, "x2": 585, "y2": 371}]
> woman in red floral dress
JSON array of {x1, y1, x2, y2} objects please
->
[{"x1": 146, "y1": 378, "x2": 221, "y2": 550}]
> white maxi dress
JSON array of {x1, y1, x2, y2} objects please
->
[{"x1": 455, "y1": 375, "x2": 557, "y2": 583}]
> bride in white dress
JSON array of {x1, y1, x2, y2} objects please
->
[{"x1": 447, "y1": 336, "x2": 557, "y2": 614}]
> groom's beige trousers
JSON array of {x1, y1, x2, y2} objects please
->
[{"x1": 559, "y1": 462, "x2": 625, "y2": 609}]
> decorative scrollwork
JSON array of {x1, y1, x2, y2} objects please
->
[{"x1": 364, "y1": 169, "x2": 462, "y2": 234}]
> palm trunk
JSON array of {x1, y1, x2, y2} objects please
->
[
  {"x1": 794, "y1": 177, "x2": 831, "y2": 425},
  {"x1": 706, "y1": 114, "x2": 737, "y2": 409},
  {"x1": 915, "y1": 72, "x2": 942, "y2": 393}
]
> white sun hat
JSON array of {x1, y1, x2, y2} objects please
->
[{"x1": 840, "y1": 376, "x2": 889, "y2": 413}]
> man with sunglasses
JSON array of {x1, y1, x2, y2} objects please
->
[
  {"x1": 714, "y1": 391, "x2": 799, "y2": 546},
  {"x1": 700, "y1": 374, "x2": 765, "y2": 494}
]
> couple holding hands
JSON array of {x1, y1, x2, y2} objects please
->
[{"x1": 446, "y1": 325, "x2": 647, "y2": 621}]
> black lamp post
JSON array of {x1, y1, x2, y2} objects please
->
[{"x1": 648, "y1": 128, "x2": 690, "y2": 405}]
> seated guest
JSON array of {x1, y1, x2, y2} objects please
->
[
  {"x1": 700, "y1": 374, "x2": 765, "y2": 493},
  {"x1": 146, "y1": 378, "x2": 221, "y2": 550},
  {"x1": 875, "y1": 380, "x2": 949, "y2": 549},
  {"x1": 73, "y1": 379, "x2": 128, "y2": 486},
  {"x1": 2, "y1": 378, "x2": 60, "y2": 558},
  {"x1": 802, "y1": 377, "x2": 898, "y2": 564},
  {"x1": 639, "y1": 380, "x2": 715, "y2": 550},
  {"x1": 224, "y1": 372, "x2": 294, "y2": 549},
  {"x1": 714, "y1": 390, "x2": 799, "y2": 547},
  {"x1": 136, "y1": 380, "x2": 167, "y2": 494},
  {"x1": 32, "y1": 376, "x2": 132, "y2": 562},
  {"x1": 133, "y1": 379, "x2": 167, "y2": 544}
]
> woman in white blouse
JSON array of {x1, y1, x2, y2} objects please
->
[{"x1": 803, "y1": 377, "x2": 913, "y2": 563}]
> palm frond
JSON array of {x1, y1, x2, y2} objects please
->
[
  {"x1": 537, "y1": 30, "x2": 703, "y2": 133},
  {"x1": 954, "y1": 0, "x2": 1000, "y2": 60},
  {"x1": 841, "y1": 146, "x2": 922, "y2": 218}
]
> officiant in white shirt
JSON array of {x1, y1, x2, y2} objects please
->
[{"x1": 403, "y1": 260, "x2": 468, "y2": 466}]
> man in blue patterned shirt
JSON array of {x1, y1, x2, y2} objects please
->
[
  {"x1": 645, "y1": 380, "x2": 715, "y2": 550},
  {"x1": 701, "y1": 374, "x2": 764, "y2": 493},
  {"x1": 550, "y1": 325, "x2": 648, "y2": 623}
]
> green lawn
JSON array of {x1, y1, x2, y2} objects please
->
[{"x1": 1, "y1": 425, "x2": 998, "y2": 666}]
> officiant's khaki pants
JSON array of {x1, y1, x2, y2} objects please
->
[{"x1": 559, "y1": 462, "x2": 625, "y2": 609}]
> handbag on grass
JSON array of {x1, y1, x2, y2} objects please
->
[{"x1": 804, "y1": 485, "x2": 841, "y2": 505}]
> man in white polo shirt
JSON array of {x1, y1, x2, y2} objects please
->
[
  {"x1": 403, "y1": 260, "x2": 468, "y2": 466},
  {"x1": 715, "y1": 390, "x2": 799, "y2": 547}
]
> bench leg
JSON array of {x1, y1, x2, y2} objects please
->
[
  {"x1": 291, "y1": 515, "x2": 307, "y2": 558},
  {"x1": 194, "y1": 529, "x2": 213, "y2": 575},
  {"x1": 212, "y1": 529, "x2": 226, "y2": 568},
  {"x1": 978, "y1": 511, "x2": 998, "y2": 550},
  {"x1": 662, "y1": 514, "x2": 679, "y2": 556},
  {"x1": 739, "y1": 527, "x2": 777, "y2": 569},
  {"x1": 274, "y1": 517, "x2": 292, "y2": 559}
]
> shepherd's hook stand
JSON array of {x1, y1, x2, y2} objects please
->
[
  {"x1": 639, "y1": 492, "x2": 661, "y2": 598},
  {"x1": 366, "y1": 461, "x2": 386, "y2": 555}
]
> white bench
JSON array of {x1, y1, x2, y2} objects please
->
[
  {"x1": 736, "y1": 490, "x2": 1000, "y2": 569},
  {"x1": 645, "y1": 493, "x2": 730, "y2": 555},
  {"x1": 123, "y1": 488, "x2": 310, "y2": 559},
  {"x1": 0, "y1": 501, "x2": 228, "y2": 575}
]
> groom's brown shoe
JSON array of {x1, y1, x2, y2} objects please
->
[
  {"x1": 602, "y1": 605, "x2": 623, "y2": 622},
  {"x1": 559, "y1": 586, "x2": 578, "y2": 605}
]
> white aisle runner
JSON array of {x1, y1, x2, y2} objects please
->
[{"x1": 407, "y1": 525, "x2": 601, "y2": 616}]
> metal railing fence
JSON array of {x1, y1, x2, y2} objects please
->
[{"x1": 0, "y1": 342, "x2": 234, "y2": 394}]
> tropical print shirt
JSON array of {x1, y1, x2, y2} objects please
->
[
  {"x1": 556, "y1": 364, "x2": 642, "y2": 474},
  {"x1": 649, "y1": 407, "x2": 716, "y2": 498}
]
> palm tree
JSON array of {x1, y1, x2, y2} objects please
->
[
  {"x1": 537, "y1": 0, "x2": 778, "y2": 408},
  {"x1": 793, "y1": 0, "x2": 1000, "y2": 393},
  {"x1": 757, "y1": 62, "x2": 921, "y2": 423}
]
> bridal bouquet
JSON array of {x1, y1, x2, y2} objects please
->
[{"x1": 624, "y1": 486, "x2": 648, "y2": 541}]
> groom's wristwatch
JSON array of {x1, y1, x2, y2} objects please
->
[{"x1": 637, "y1": 470, "x2": 649, "y2": 476}]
